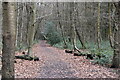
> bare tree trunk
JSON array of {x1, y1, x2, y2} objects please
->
[
  {"x1": 16, "y1": 3, "x2": 23, "y2": 51},
  {"x1": 27, "y1": 3, "x2": 36, "y2": 56},
  {"x1": 108, "y1": 3, "x2": 114, "y2": 48},
  {"x1": 69, "y1": 2, "x2": 75, "y2": 50},
  {"x1": 2, "y1": 2, "x2": 16, "y2": 79},
  {"x1": 74, "y1": 3, "x2": 86, "y2": 49},
  {"x1": 75, "y1": 26, "x2": 86, "y2": 49},
  {"x1": 56, "y1": 2, "x2": 67, "y2": 48},
  {"x1": 111, "y1": 2, "x2": 120, "y2": 68},
  {"x1": 97, "y1": 2, "x2": 101, "y2": 49}
]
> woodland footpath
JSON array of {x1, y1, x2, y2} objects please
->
[
  {"x1": 14, "y1": 41, "x2": 119, "y2": 78},
  {"x1": 0, "y1": 2, "x2": 120, "y2": 79}
]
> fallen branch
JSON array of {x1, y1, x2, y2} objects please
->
[
  {"x1": 74, "y1": 46, "x2": 82, "y2": 53},
  {"x1": 65, "y1": 49, "x2": 73, "y2": 53},
  {"x1": 15, "y1": 55, "x2": 39, "y2": 61}
]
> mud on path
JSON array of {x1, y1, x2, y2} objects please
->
[{"x1": 15, "y1": 40, "x2": 119, "y2": 78}]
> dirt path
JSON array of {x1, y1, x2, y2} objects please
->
[
  {"x1": 15, "y1": 40, "x2": 119, "y2": 78},
  {"x1": 35, "y1": 41, "x2": 77, "y2": 78}
]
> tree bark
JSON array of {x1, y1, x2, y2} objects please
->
[
  {"x1": 16, "y1": 3, "x2": 23, "y2": 51},
  {"x1": 75, "y1": 26, "x2": 86, "y2": 49},
  {"x1": 97, "y1": 2, "x2": 101, "y2": 49},
  {"x1": 27, "y1": 3, "x2": 36, "y2": 56},
  {"x1": 73, "y1": 3, "x2": 86, "y2": 49},
  {"x1": 56, "y1": 2, "x2": 67, "y2": 48},
  {"x1": 111, "y1": 2, "x2": 120, "y2": 68},
  {"x1": 108, "y1": 3, "x2": 114, "y2": 48},
  {"x1": 69, "y1": 2, "x2": 76, "y2": 50},
  {"x1": 2, "y1": 2, "x2": 16, "y2": 79}
]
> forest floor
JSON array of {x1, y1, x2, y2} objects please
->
[{"x1": 15, "y1": 40, "x2": 119, "y2": 78}]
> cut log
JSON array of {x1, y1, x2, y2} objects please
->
[
  {"x1": 86, "y1": 54, "x2": 94, "y2": 60},
  {"x1": 34, "y1": 56, "x2": 39, "y2": 61},
  {"x1": 65, "y1": 49, "x2": 73, "y2": 53},
  {"x1": 15, "y1": 55, "x2": 39, "y2": 61},
  {"x1": 73, "y1": 52, "x2": 82, "y2": 56},
  {"x1": 22, "y1": 51, "x2": 26, "y2": 54},
  {"x1": 14, "y1": 60, "x2": 17, "y2": 63}
]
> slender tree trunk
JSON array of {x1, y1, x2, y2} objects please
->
[
  {"x1": 2, "y1": 2, "x2": 16, "y2": 79},
  {"x1": 74, "y1": 3, "x2": 86, "y2": 49},
  {"x1": 16, "y1": 3, "x2": 23, "y2": 51},
  {"x1": 75, "y1": 26, "x2": 86, "y2": 49},
  {"x1": 108, "y1": 3, "x2": 114, "y2": 48},
  {"x1": 56, "y1": 2, "x2": 67, "y2": 48},
  {"x1": 69, "y1": 2, "x2": 75, "y2": 50},
  {"x1": 111, "y1": 2, "x2": 120, "y2": 68},
  {"x1": 97, "y1": 2, "x2": 101, "y2": 49},
  {"x1": 69, "y1": 2, "x2": 78, "y2": 51},
  {"x1": 21, "y1": 3, "x2": 28, "y2": 47}
]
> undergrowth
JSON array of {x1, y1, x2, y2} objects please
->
[
  {"x1": 16, "y1": 40, "x2": 39, "y2": 51},
  {"x1": 54, "y1": 40, "x2": 113, "y2": 67},
  {"x1": 44, "y1": 21, "x2": 62, "y2": 46}
]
